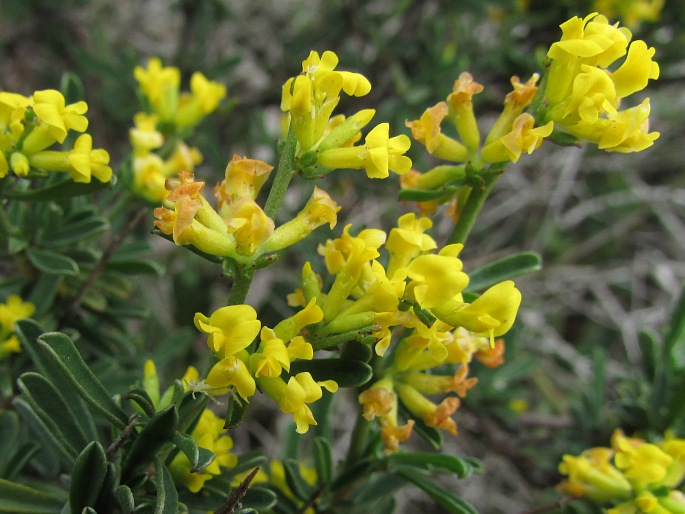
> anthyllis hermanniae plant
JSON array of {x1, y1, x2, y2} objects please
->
[{"x1": 0, "y1": 11, "x2": 663, "y2": 514}]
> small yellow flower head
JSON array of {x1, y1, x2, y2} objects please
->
[
  {"x1": 215, "y1": 155, "x2": 274, "y2": 206},
  {"x1": 0, "y1": 295, "x2": 36, "y2": 328},
  {"x1": 405, "y1": 247, "x2": 469, "y2": 309},
  {"x1": 485, "y1": 74, "x2": 542, "y2": 145},
  {"x1": 446, "y1": 72, "x2": 484, "y2": 152},
  {"x1": 613, "y1": 430, "x2": 673, "y2": 487},
  {"x1": 594, "y1": 0, "x2": 665, "y2": 29},
  {"x1": 164, "y1": 142, "x2": 202, "y2": 177},
  {"x1": 544, "y1": 13, "x2": 659, "y2": 153},
  {"x1": 67, "y1": 134, "x2": 113, "y2": 183},
  {"x1": 250, "y1": 327, "x2": 291, "y2": 378},
  {"x1": 260, "y1": 188, "x2": 339, "y2": 255},
  {"x1": 206, "y1": 355, "x2": 256, "y2": 401},
  {"x1": 169, "y1": 409, "x2": 237, "y2": 492},
  {"x1": 405, "y1": 364, "x2": 478, "y2": 398},
  {"x1": 396, "y1": 383, "x2": 460, "y2": 436},
  {"x1": 433, "y1": 280, "x2": 522, "y2": 343},
  {"x1": 273, "y1": 297, "x2": 323, "y2": 342},
  {"x1": 10, "y1": 153, "x2": 29, "y2": 177},
  {"x1": 194, "y1": 304, "x2": 261, "y2": 356},
  {"x1": 481, "y1": 114, "x2": 553, "y2": 163},
  {"x1": 0, "y1": 93, "x2": 30, "y2": 147},
  {"x1": 385, "y1": 213, "x2": 437, "y2": 278},
  {"x1": 474, "y1": 338, "x2": 506, "y2": 367},
  {"x1": 222, "y1": 196, "x2": 275, "y2": 256},
  {"x1": 32, "y1": 89, "x2": 88, "y2": 144},
  {"x1": 406, "y1": 103, "x2": 469, "y2": 162},
  {"x1": 318, "y1": 224, "x2": 386, "y2": 275},
  {"x1": 134, "y1": 57, "x2": 181, "y2": 122},
  {"x1": 359, "y1": 382, "x2": 395, "y2": 421},
  {"x1": 175, "y1": 72, "x2": 226, "y2": 130},
  {"x1": 130, "y1": 113, "x2": 164, "y2": 154},
  {"x1": 317, "y1": 123, "x2": 412, "y2": 179},
  {"x1": 558, "y1": 448, "x2": 632, "y2": 503}
]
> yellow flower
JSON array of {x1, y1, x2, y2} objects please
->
[
  {"x1": 169, "y1": 409, "x2": 237, "y2": 493},
  {"x1": 129, "y1": 113, "x2": 164, "y2": 154},
  {"x1": 0, "y1": 295, "x2": 36, "y2": 328},
  {"x1": 175, "y1": 72, "x2": 226, "y2": 130},
  {"x1": 32, "y1": 90, "x2": 88, "y2": 144},
  {"x1": 194, "y1": 304, "x2": 261, "y2": 355},
  {"x1": 134, "y1": 57, "x2": 180, "y2": 122},
  {"x1": 481, "y1": 114, "x2": 553, "y2": 163},
  {"x1": 206, "y1": 355, "x2": 256, "y2": 401},
  {"x1": 317, "y1": 123, "x2": 412, "y2": 179},
  {"x1": 558, "y1": 448, "x2": 632, "y2": 503},
  {"x1": 446, "y1": 71, "x2": 484, "y2": 152},
  {"x1": 613, "y1": 430, "x2": 673, "y2": 487},
  {"x1": 214, "y1": 154, "x2": 274, "y2": 206},
  {"x1": 432, "y1": 280, "x2": 522, "y2": 343},
  {"x1": 385, "y1": 213, "x2": 437, "y2": 278},
  {"x1": 405, "y1": 102, "x2": 468, "y2": 162},
  {"x1": 395, "y1": 383, "x2": 460, "y2": 436},
  {"x1": 405, "y1": 245, "x2": 469, "y2": 309},
  {"x1": 222, "y1": 196, "x2": 275, "y2": 256},
  {"x1": 485, "y1": 74, "x2": 540, "y2": 145},
  {"x1": 593, "y1": 0, "x2": 665, "y2": 29}
]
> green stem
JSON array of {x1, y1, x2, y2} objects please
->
[
  {"x1": 263, "y1": 128, "x2": 298, "y2": 220},
  {"x1": 447, "y1": 171, "x2": 500, "y2": 245},
  {"x1": 227, "y1": 265, "x2": 256, "y2": 305},
  {"x1": 343, "y1": 413, "x2": 371, "y2": 470}
]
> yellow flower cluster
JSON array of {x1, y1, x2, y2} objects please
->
[
  {"x1": 281, "y1": 51, "x2": 412, "y2": 179},
  {"x1": 558, "y1": 430, "x2": 685, "y2": 513},
  {"x1": 594, "y1": 0, "x2": 664, "y2": 29},
  {"x1": 129, "y1": 58, "x2": 225, "y2": 202},
  {"x1": 287, "y1": 213, "x2": 520, "y2": 451},
  {"x1": 193, "y1": 301, "x2": 337, "y2": 434},
  {"x1": 0, "y1": 90, "x2": 111, "y2": 183},
  {"x1": 141, "y1": 361, "x2": 237, "y2": 493},
  {"x1": 543, "y1": 13, "x2": 660, "y2": 152},
  {"x1": 154, "y1": 158, "x2": 339, "y2": 264},
  {"x1": 0, "y1": 295, "x2": 34, "y2": 359}
]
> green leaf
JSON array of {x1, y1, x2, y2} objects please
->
[
  {"x1": 639, "y1": 329, "x2": 659, "y2": 382},
  {"x1": 25, "y1": 248, "x2": 79, "y2": 276},
  {"x1": 666, "y1": 288, "x2": 685, "y2": 368},
  {"x1": 177, "y1": 392, "x2": 208, "y2": 434},
  {"x1": 224, "y1": 393, "x2": 249, "y2": 430},
  {"x1": 330, "y1": 458, "x2": 376, "y2": 492},
  {"x1": 122, "y1": 406, "x2": 178, "y2": 480},
  {"x1": 106, "y1": 258, "x2": 165, "y2": 275},
  {"x1": 313, "y1": 436, "x2": 333, "y2": 485},
  {"x1": 126, "y1": 387, "x2": 157, "y2": 418},
  {"x1": 60, "y1": 72, "x2": 85, "y2": 104},
  {"x1": 398, "y1": 188, "x2": 453, "y2": 202},
  {"x1": 17, "y1": 372, "x2": 90, "y2": 455},
  {"x1": 36, "y1": 332, "x2": 129, "y2": 429},
  {"x1": 27, "y1": 274, "x2": 62, "y2": 317},
  {"x1": 114, "y1": 485, "x2": 135, "y2": 514},
  {"x1": 283, "y1": 458, "x2": 314, "y2": 501},
  {"x1": 289, "y1": 359, "x2": 373, "y2": 388},
  {"x1": 69, "y1": 442, "x2": 108, "y2": 514},
  {"x1": 1, "y1": 176, "x2": 114, "y2": 202},
  {"x1": 1, "y1": 443, "x2": 40, "y2": 482},
  {"x1": 173, "y1": 433, "x2": 216, "y2": 473},
  {"x1": 154, "y1": 458, "x2": 178, "y2": 514},
  {"x1": 389, "y1": 451, "x2": 476, "y2": 478},
  {"x1": 0, "y1": 478, "x2": 66, "y2": 513},
  {"x1": 351, "y1": 472, "x2": 406, "y2": 505},
  {"x1": 340, "y1": 341, "x2": 373, "y2": 362},
  {"x1": 41, "y1": 216, "x2": 109, "y2": 247},
  {"x1": 242, "y1": 486, "x2": 278, "y2": 511},
  {"x1": 0, "y1": 411, "x2": 20, "y2": 476},
  {"x1": 11, "y1": 397, "x2": 77, "y2": 468},
  {"x1": 466, "y1": 252, "x2": 542, "y2": 293},
  {"x1": 395, "y1": 468, "x2": 478, "y2": 514}
]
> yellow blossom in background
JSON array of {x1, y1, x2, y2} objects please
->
[
  {"x1": 0, "y1": 295, "x2": 35, "y2": 359},
  {"x1": 594, "y1": 0, "x2": 664, "y2": 29}
]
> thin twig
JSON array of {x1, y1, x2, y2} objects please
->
[
  {"x1": 107, "y1": 415, "x2": 141, "y2": 461},
  {"x1": 214, "y1": 467, "x2": 260, "y2": 514},
  {"x1": 60, "y1": 206, "x2": 148, "y2": 328},
  {"x1": 297, "y1": 484, "x2": 326, "y2": 514}
]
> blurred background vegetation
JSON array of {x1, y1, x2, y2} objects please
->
[{"x1": 2, "y1": 0, "x2": 685, "y2": 512}]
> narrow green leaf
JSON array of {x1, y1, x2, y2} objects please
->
[
  {"x1": 398, "y1": 188, "x2": 452, "y2": 201},
  {"x1": 122, "y1": 406, "x2": 178, "y2": 480},
  {"x1": 639, "y1": 329, "x2": 659, "y2": 382},
  {"x1": 466, "y1": 252, "x2": 542, "y2": 293},
  {"x1": 1, "y1": 176, "x2": 114, "y2": 201},
  {"x1": 41, "y1": 217, "x2": 109, "y2": 247},
  {"x1": 114, "y1": 485, "x2": 135, "y2": 514},
  {"x1": 25, "y1": 248, "x2": 79, "y2": 276},
  {"x1": 154, "y1": 458, "x2": 178, "y2": 514},
  {"x1": 177, "y1": 392, "x2": 208, "y2": 434},
  {"x1": 282, "y1": 458, "x2": 314, "y2": 501},
  {"x1": 126, "y1": 387, "x2": 157, "y2": 418},
  {"x1": 11, "y1": 397, "x2": 77, "y2": 467},
  {"x1": 3, "y1": 443, "x2": 41, "y2": 482},
  {"x1": 242, "y1": 486, "x2": 278, "y2": 511},
  {"x1": 389, "y1": 452, "x2": 475, "y2": 478},
  {"x1": 60, "y1": 72, "x2": 85, "y2": 104},
  {"x1": 289, "y1": 359, "x2": 373, "y2": 388},
  {"x1": 340, "y1": 340, "x2": 373, "y2": 362},
  {"x1": 27, "y1": 274, "x2": 62, "y2": 317},
  {"x1": 69, "y1": 442, "x2": 108, "y2": 514},
  {"x1": 36, "y1": 332, "x2": 129, "y2": 429},
  {"x1": 666, "y1": 288, "x2": 685, "y2": 367},
  {"x1": 351, "y1": 472, "x2": 407, "y2": 505},
  {"x1": 17, "y1": 373, "x2": 90, "y2": 454},
  {"x1": 0, "y1": 478, "x2": 66, "y2": 513},
  {"x1": 224, "y1": 393, "x2": 249, "y2": 430},
  {"x1": 107, "y1": 258, "x2": 165, "y2": 276},
  {"x1": 228, "y1": 452, "x2": 267, "y2": 478},
  {"x1": 330, "y1": 458, "x2": 376, "y2": 492},
  {"x1": 396, "y1": 468, "x2": 478, "y2": 514},
  {"x1": 173, "y1": 433, "x2": 216, "y2": 473},
  {"x1": 0, "y1": 411, "x2": 20, "y2": 476},
  {"x1": 313, "y1": 436, "x2": 333, "y2": 485}
]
